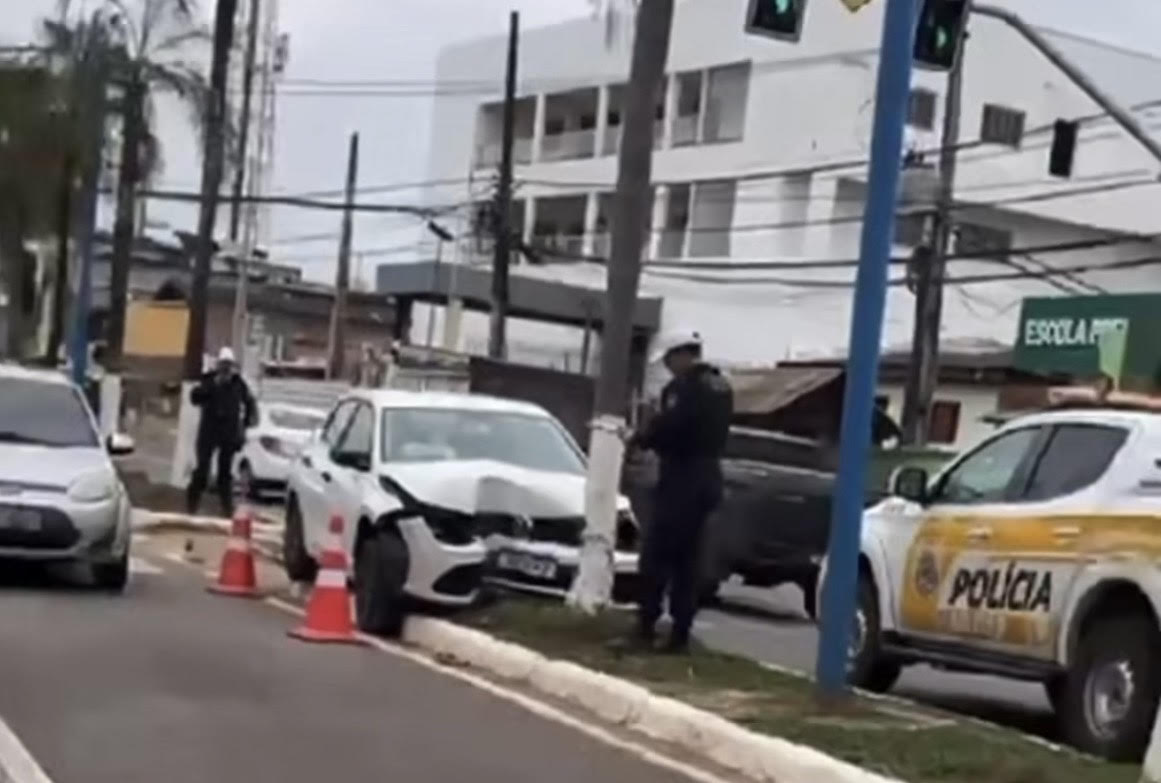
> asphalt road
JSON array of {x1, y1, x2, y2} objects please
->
[
  {"x1": 700, "y1": 582, "x2": 1057, "y2": 740},
  {"x1": 0, "y1": 551, "x2": 700, "y2": 783}
]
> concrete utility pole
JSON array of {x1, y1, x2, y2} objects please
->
[
  {"x1": 229, "y1": 0, "x2": 263, "y2": 363},
  {"x1": 184, "y1": 0, "x2": 239, "y2": 379},
  {"x1": 568, "y1": 0, "x2": 676, "y2": 614},
  {"x1": 327, "y1": 132, "x2": 359, "y2": 380},
  {"x1": 900, "y1": 30, "x2": 967, "y2": 446},
  {"x1": 814, "y1": 0, "x2": 918, "y2": 695},
  {"x1": 487, "y1": 11, "x2": 518, "y2": 361}
]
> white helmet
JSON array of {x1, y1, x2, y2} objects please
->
[
  {"x1": 649, "y1": 329, "x2": 702, "y2": 364},
  {"x1": 217, "y1": 346, "x2": 237, "y2": 364}
]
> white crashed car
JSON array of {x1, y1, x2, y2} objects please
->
[
  {"x1": 283, "y1": 390, "x2": 640, "y2": 635},
  {"x1": 235, "y1": 402, "x2": 326, "y2": 498}
]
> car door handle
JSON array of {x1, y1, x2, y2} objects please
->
[
  {"x1": 1053, "y1": 526, "x2": 1081, "y2": 540},
  {"x1": 966, "y1": 527, "x2": 992, "y2": 541}
]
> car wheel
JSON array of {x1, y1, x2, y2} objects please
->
[
  {"x1": 93, "y1": 549, "x2": 129, "y2": 593},
  {"x1": 845, "y1": 572, "x2": 901, "y2": 693},
  {"x1": 1061, "y1": 613, "x2": 1161, "y2": 761},
  {"x1": 800, "y1": 577, "x2": 818, "y2": 621},
  {"x1": 283, "y1": 498, "x2": 318, "y2": 584},
  {"x1": 238, "y1": 461, "x2": 260, "y2": 501},
  {"x1": 354, "y1": 528, "x2": 409, "y2": 638}
]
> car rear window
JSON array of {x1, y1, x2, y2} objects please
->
[{"x1": 0, "y1": 377, "x2": 98, "y2": 448}]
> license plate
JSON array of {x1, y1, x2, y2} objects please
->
[
  {"x1": 0, "y1": 508, "x2": 42, "y2": 531},
  {"x1": 497, "y1": 551, "x2": 557, "y2": 580}
]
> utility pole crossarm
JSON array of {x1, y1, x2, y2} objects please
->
[{"x1": 972, "y1": 4, "x2": 1161, "y2": 168}]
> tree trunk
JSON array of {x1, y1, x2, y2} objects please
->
[
  {"x1": 45, "y1": 152, "x2": 76, "y2": 366},
  {"x1": 106, "y1": 77, "x2": 146, "y2": 370},
  {"x1": 184, "y1": 0, "x2": 238, "y2": 379},
  {"x1": 568, "y1": 0, "x2": 675, "y2": 614},
  {"x1": 0, "y1": 207, "x2": 31, "y2": 360}
]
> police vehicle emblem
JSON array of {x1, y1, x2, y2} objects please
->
[{"x1": 915, "y1": 550, "x2": 939, "y2": 596}]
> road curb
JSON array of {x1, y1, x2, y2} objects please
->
[
  {"x1": 399, "y1": 616, "x2": 903, "y2": 783},
  {"x1": 132, "y1": 510, "x2": 283, "y2": 537}
]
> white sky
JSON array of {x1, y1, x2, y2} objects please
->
[{"x1": 6, "y1": 0, "x2": 1161, "y2": 286}]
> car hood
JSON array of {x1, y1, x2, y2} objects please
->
[
  {"x1": 384, "y1": 459, "x2": 631, "y2": 518},
  {"x1": 0, "y1": 443, "x2": 112, "y2": 490}
]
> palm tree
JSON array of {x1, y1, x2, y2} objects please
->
[
  {"x1": 41, "y1": 0, "x2": 211, "y2": 370},
  {"x1": 0, "y1": 60, "x2": 72, "y2": 358},
  {"x1": 35, "y1": 2, "x2": 118, "y2": 365}
]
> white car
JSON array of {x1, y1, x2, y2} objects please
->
[
  {"x1": 236, "y1": 402, "x2": 326, "y2": 498},
  {"x1": 0, "y1": 364, "x2": 135, "y2": 591},
  {"x1": 283, "y1": 389, "x2": 639, "y2": 634}
]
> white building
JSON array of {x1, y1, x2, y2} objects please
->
[{"x1": 417, "y1": 0, "x2": 1161, "y2": 376}]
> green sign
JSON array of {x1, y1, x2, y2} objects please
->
[{"x1": 1014, "y1": 294, "x2": 1161, "y2": 391}]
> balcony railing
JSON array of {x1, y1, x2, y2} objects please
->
[
  {"x1": 672, "y1": 114, "x2": 699, "y2": 147},
  {"x1": 541, "y1": 128, "x2": 597, "y2": 161},
  {"x1": 475, "y1": 136, "x2": 534, "y2": 168}
]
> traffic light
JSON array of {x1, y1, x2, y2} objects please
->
[
  {"x1": 1049, "y1": 119, "x2": 1079, "y2": 178},
  {"x1": 745, "y1": 0, "x2": 809, "y2": 43},
  {"x1": 913, "y1": 0, "x2": 970, "y2": 71}
]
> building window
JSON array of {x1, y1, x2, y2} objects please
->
[
  {"x1": 954, "y1": 221, "x2": 1013, "y2": 261},
  {"x1": 688, "y1": 180, "x2": 737, "y2": 258},
  {"x1": 980, "y1": 104, "x2": 1025, "y2": 147},
  {"x1": 929, "y1": 400, "x2": 962, "y2": 444},
  {"x1": 907, "y1": 88, "x2": 937, "y2": 131},
  {"x1": 703, "y1": 62, "x2": 751, "y2": 143}
]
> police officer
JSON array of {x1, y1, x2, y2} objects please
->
[
  {"x1": 630, "y1": 330, "x2": 733, "y2": 653},
  {"x1": 187, "y1": 347, "x2": 257, "y2": 517}
]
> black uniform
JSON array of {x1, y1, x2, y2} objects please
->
[
  {"x1": 186, "y1": 372, "x2": 257, "y2": 517},
  {"x1": 634, "y1": 362, "x2": 733, "y2": 645}
]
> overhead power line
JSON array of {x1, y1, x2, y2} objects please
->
[{"x1": 641, "y1": 253, "x2": 1161, "y2": 289}]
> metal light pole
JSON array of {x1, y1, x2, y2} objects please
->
[{"x1": 814, "y1": 0, "x2": 920, "y2": 696}]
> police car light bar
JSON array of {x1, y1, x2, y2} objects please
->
[{"x1": 1047, "y1": 385, "x2": 1161, "y2": 413}]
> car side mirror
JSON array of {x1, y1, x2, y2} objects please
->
[
  {"x1": 889, "y1": 466, "x2": 928, "y2": 504},
  {"x1": 107, "y1": 432, "x2": 136, "y2": 456}
]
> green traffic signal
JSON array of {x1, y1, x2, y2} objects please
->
[
  {"x1": 913, "y1": 0, "x2": 968, "y2": 71},
  {"x1": 744, "y1": 0, "x2": 808, "y2": 43}
]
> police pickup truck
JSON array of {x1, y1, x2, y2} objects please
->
[{"x1": 841, "y1": 388, "x2": 1161, "y2": 761}]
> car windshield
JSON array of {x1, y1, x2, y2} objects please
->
[
  {"x1": 268, "y1": 409, "x2": 325, "y2": 432},
  {"x1": 381, "y1": 408, "x2": 585, "y2": 475},
  {"x1": 0, "y1": 376, "x2": 98, "y2": 448}
]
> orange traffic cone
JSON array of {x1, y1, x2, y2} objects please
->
[
  {"x1": 208, "y1": 510, "x2": 260, "y2": 597},
  {"x1": 289, "y1": 515, "x2": 365, "y2": 645}
]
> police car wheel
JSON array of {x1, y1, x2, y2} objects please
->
[
  {"x1": 1063, "y1": 613, "x2": 1161, "y2": 761},
  {"x1": 846, "y1": 574, "x2": 901, "y2": 693}
]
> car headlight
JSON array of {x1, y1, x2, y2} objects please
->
[{"x1": 68, "y1": 471, "x2": 115, "y2": 503}]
